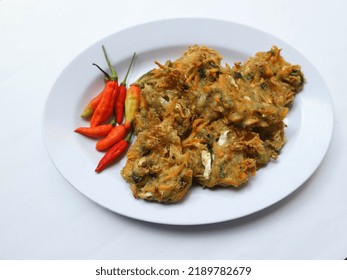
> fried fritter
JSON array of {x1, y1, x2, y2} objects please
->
[
  {"x1": 121, "y1": 45, "x2": 304, "y2": 203},
  {"x1": 121, "y1": 119, "x2": 193, "y2": 203}
]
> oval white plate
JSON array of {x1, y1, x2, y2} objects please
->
[{"x1": 42, "y1": 18, "x2": 334, "y2": 225}]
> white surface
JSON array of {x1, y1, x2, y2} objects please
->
[
  {"x1": 1, "y1": 0, "x2": 346, "y2": 259},
  {"x1": 43, "y1": 18, "x2": 333, "y2": 225}
]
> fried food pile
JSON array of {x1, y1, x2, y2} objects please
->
[{"x1": 121, "y1": 45, "x2": 304, "y2": 203}]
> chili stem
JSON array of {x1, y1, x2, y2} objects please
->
[
  {"x1": 124, "y1": 128, "x2": 133, "y2": 143},
  {"x1": 121, "y1": 52, "x2": 136, "y2": 86},
  {"x1": 92, "y1": 63, "x2": 110, "y2": 80},
  {"x1": 102, "y1": 45, "x2": 118, "y2": 81},
  {"x1": 135, "y1": 69, "x2": 152, "y2": 84}
]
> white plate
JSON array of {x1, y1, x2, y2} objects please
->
[{"x1": 42, "y1": 18, "x2": 334, "y2": 225}]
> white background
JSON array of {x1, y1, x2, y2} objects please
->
[{"x1": 1, "y1": 0, "x2": 346, "y2": 259}]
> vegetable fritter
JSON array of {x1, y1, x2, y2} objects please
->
[{"x1": 121, "y1": 45, "x2": 304, "y2": 203}]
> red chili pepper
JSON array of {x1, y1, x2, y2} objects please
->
[
  {"x1": 90, "y1": 46, "x2": 119, "y2": 127},
  {"x1": 116, "y1": 52, "x2": 136, "y2": 124},
  {"x1": 95, "y1": 131, "x2": 132, "y2": 173},
  {"x1": 95, "y1": 124, "x2": 127, "y2": 151},
  {"x1": 89, "y1": 80, "x2": 116, "y2": 127},
  {"x1": 115, "y1": 86, "x2": 126, "y2": 124},
  {"x1": 74, "y1": 123, "x2": 114, "y2": 138},
  {"x1": 123, "y1": 83, "x2": 141, "y2": 129}
]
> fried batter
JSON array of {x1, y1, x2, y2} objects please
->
[
  {"x1": 121, "y1": 119, "x2": 193, "y2": 203},
  {"x1": 121, "y1": 45, "x2": 304, "y2": 203}
]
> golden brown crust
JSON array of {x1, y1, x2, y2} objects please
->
[
  {"x1": 121, "y1": 120, "x2": 193, "y2": 203},
  {"x1": 121, "y1": 45, "x2": 304, "y2": 203}
]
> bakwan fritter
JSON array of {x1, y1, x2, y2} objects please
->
[{"x1": 121, "y1": 45, "x2": 304, "y2": 203}]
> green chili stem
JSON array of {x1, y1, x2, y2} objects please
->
[
  {"x1": 121, "y1": 52, "x2": 136, "y2": 86},
  {"x1": 135, "y1": 69, "x2": 152, "y2": 84},
  {"x1": 124, "y1": 127, "x2": 133, "y2": 143},
  {"x1": 102, "y1": 45, "x2": 118, "y2": 81}
]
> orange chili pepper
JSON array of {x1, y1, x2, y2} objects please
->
[
  {"x1": 95, "y1": 124, "x2": 127, "y2": 151},
  {"x1": 74, "y1": 119, "x2": 115, "y2": 138},
  {"x1": 90, "y1": 46, "x2": 119, "y2": 127},
  {"x1": 90, "y1": 80, "x2": 116, "y2": 127},
  {"x1": 80, "y1": 89, "x2": 104, "y2": 119},
  {"x1": 95, "y1": 131, "x2": 132, "y2": 173},
  {"x1": 116, "y1": 52, "x2": 136, "y2": 124}
]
